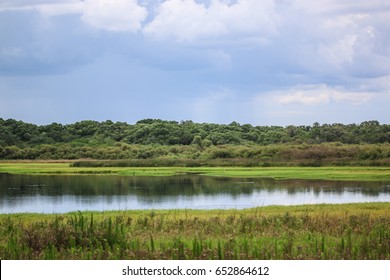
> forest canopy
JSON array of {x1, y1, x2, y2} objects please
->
[
  {"x1": 1, "y1": 118, "x2": 389, "y2": 147},
  {"x1": 1, "y1": 118, "x2": 390, "y2": 165}
]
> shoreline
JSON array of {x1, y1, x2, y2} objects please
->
[
  {"x1": 1, "y1": 202, "x2": 389, "y2": 216},
  {"x1": 1, "y1": 162, "x2": 390, "y2": 181}
]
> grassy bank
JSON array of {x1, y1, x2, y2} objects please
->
[
  {"x1": 1, "y1": 162, "x2": 390, "y2": 181},
  {"x1": 0, "y1": 203, "x2": 389, "y2": 260}
]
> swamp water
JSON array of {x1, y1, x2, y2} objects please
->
[{"x1": 1, "y1": 173, "x2": 390, "y2": 213}]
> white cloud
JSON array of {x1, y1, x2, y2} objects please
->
[
  {"x1": 271, "y1": 0, "x2": 390, "y2": 77},
  {"x1": 331, "y1": 90, "x2": 372, "y2": 105},
  {"x1": 252, "y1": 82, "x2": 383, "y2": 125},
  {"x1": 291, "y1": 0, "x2": 390, "y2": 15},
  {"x1": 0, "y1": 0, "x2": 147, "y2": 33},
  {"x1": 144, "y1": 0, "x2": 279, "y2": 43},
  {"x1": 317, "y1": 34, "x2": 357, "y2": 67},
  {"x1": 0, "y1": 1, "x2": 83, "y2": 15},
  {"x1": 273, "y1": 84, "x2": 373, "y2": 105},
  {"x1": 81, "y1": 0, "x2": 147, "y2": 32},
  {"x1": 36, "y1": 2, "x2": 84, "y2": 16},
  {"x1": 277, "y1": 91, "x2": 330, "y2": 105}
]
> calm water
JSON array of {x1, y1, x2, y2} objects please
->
[{"x1": 0, "y1": 173, "x2": 390, "y2": 213}]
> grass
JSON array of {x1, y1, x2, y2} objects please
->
[
  {"x1": 0, "y1": 203, "x2": 389, "y2": 260},
  {"x1": 1, "y1": 162, "x2": 390, "y2": 181}
]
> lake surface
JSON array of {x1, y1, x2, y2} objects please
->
[{"x1": 1, "y1": 173, "x2": 390, "y2": 213}]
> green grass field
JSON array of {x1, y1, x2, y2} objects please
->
[
  {"x1": 1, "y1": 162, "x2": 390, "y2": 181},
  {"x1": 0, "y1": 203, "x2": 389, "y2": 260}
]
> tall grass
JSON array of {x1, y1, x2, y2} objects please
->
[{"x1": 0, "y1": 203, "x2": 389, "y2": 260}]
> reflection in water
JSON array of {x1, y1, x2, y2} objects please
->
[{"x1": 0, "y1": 173, "x2": 389, "y2": 213}]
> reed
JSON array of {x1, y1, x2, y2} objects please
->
[{"x1": 0, "y1": 203, "x2": 388, "y2": 260}]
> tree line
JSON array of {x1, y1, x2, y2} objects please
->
[
  {"x1": 1, "y1": 118, "x2": 390, "y2": 165},
  {"x1": 1, "y1": 118, "x2": 390, "y2": 147}
]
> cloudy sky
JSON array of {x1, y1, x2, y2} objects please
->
[{"x1": 1, "y1": 0, "x2": 390, "y2": 125}]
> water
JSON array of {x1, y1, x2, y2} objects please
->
[{"x1": 0, "y1": 173, "x2": 389, "y2": 213}]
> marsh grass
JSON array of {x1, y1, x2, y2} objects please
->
[
  {"x1": 0, "y1": 203, "x2": 389, "y2": 260},
  {"x1": 1, "y1": 162, "x2": 390, "y2": 181}
]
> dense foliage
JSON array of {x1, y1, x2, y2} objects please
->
[
  {"x1": 1, "y1": 118, "x2": 390, "y2": 165},
  {"x1": 1, "y1": 118, "x2": 390, "y2": 147}
]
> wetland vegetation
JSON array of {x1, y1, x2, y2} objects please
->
[
  {"x1": 1, "y1": 163, "x2": 390, "y2": 181},
  {"x1": 0, "y1": 203, "x2": 388, "y2": 260}
]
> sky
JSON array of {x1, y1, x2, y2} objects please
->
[{"x1": 0, "y1": 0, "x2": 390, "y2": 126}]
